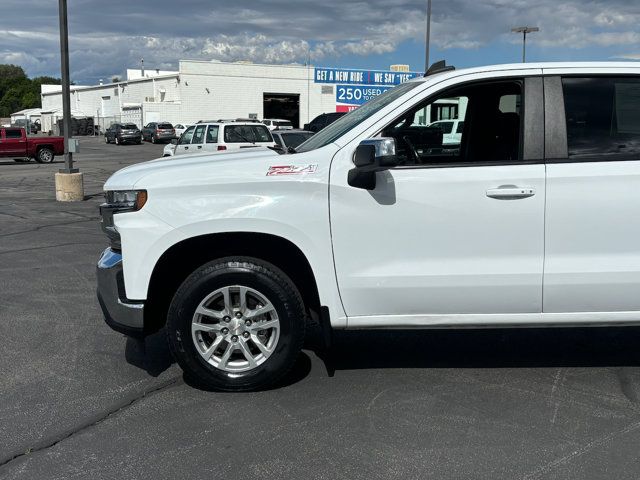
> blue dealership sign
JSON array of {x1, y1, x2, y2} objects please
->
[
  {"x1": 315, "y1": 67, "x2": 420, "y2": 86},
  {"x1": 336, "y1": 85, "x2": 392, "y2": 106}
]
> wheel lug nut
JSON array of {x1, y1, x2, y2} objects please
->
[
  {"x1": 243, "y1": 332, "x2": 250, "y2": 338},
  {"x1": 231, "y1": 335, "x2": 238, "y2": 342},
  {"x1": 235, "y1": 312, "x2": 242, "y2": 318},
  {"x1": 244, "y1": 320, "x2": 252, "y2": 326},
  {"x1": 223, "y1": 316, "x2": 231, "y2": 323},
  {"x1": 221, "y1": 328, "x2": 229, "y2": 335}
]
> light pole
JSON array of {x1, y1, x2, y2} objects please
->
[
  {"x1": 58, "y1": 0, "x2": 75, "y2": 173},
  {"x1": 56, "y1": 0, "x2": 84, "y2": 201},
  {"x1": 425, "y1": 0, "x2": 432, "y2": 71},
  {"x1": 511, "y1": 26, "x2": 539, "y2": 63}
]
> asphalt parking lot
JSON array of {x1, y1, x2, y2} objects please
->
[{"x1": 2, "y1": 136, "x2": 640, "y2": 479}]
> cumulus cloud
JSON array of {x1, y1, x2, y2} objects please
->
[{"x1": 0, "y1": 0, "x2": 639, "y2": 82}]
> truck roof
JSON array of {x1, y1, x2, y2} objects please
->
[{"x1": 414, "y1": 61, "x2": 640, "y2": 83}]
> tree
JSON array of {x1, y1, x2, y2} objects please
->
[{"x1": 0, "y1": 65, "x2": 61, "y2": 117}]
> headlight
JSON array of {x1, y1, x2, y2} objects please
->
[
  {"x1": 104, "y1": 190, "x2": 148, "y2": 212},
  {"x1": 100, "y1": 190, "x2": 147, "y2": 251}
]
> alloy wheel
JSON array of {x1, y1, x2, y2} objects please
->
[{"x1": 191, "y1": 285, "x2": 280, "y2": 373}]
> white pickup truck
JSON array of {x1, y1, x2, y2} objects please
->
[{"x1": 98, "y1": 62, "x2": 640, "y2": 391}]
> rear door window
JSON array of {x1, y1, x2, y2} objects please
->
[
  {"x1": 563, "y1": 77, "x2": 640, "y2": 159},
  {"x1": 206, "y1": 125, "x2": 219, "y2": 143},
  {"x1": 5, "y1": 129, "x2": 23, "y2": 138}
]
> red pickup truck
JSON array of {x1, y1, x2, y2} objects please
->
[{"x1": 0, "y1": 127, "x2": 65, "y2": 163}]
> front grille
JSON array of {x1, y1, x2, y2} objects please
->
[{"x1": 99, "y1": 203, "x2": 122, "y2": 251}]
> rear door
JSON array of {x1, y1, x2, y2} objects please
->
[
  {"x1": 202, "y1": 125, "x2": 220, "y2": 153},
  {"x1": 0, "y1": 128, "x2": 27, "y2": 156},
  {"x1": 543, "y1": 74, "x2": 640, "y2": 312}
]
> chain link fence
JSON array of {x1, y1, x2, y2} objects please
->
[{"x1": 42, "y1": 114, "x2": 125, "y2": 136}]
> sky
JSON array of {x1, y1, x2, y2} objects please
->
[{"x1": 1, "y1": 0, "x2": 640, "y2": 84}]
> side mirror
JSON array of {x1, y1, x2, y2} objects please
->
[
  {"x1": 348, "y1": 138, "x2": 398, "y2": 190},
  {"x1": 170, "y1": 138, "x2": 178, "y2": 145}
]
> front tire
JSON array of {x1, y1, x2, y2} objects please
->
[
  {"x1": 151, "y1": 135, "x2": 156, "y2": 144},
  {"x1": 35, "y1": 147, "x2": 54, "y2": 163},
  {"x1": 115, "y1": 136, "x2": 120, "y2": 145},
  {"x1": 167, "y1": 257, "x2": 305, "y2": 391}
]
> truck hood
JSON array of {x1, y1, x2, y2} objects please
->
[{"x1": 104, "y1": 148, "x2": 280, "y2": 190}]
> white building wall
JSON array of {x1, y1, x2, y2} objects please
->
[
  {"x1": 178, "y1": 61, "x2": 335, "y2": 126},
  {"x1": 41, "y1": 75, "x2": 181, "y2": 127},
  {"x1": 40, "y1": 62, "x2": 340, "y2": 130},
  {"x1": 127, "y1": 68, "x2": 178, "y2": 80}
]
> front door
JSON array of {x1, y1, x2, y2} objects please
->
[
  {"x1": 175, "y1": 125, "x2": 196, "y2": 155},
  {"x1": 0, "y1": 128, "x2": 26, "y2": 156},
  {"x1": 330, "y1": 77, "x2": 546, "y2": 322}
]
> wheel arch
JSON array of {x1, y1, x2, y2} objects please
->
[
  {"x1": 144, "y1": 232, "x2": 322, "y2": 334},
  {"x1": 36, "y1": 144, "x2": 54, "y2": 152}
]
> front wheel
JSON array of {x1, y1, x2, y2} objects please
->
[
  {"x1": 104, "y1": 135, "x2": 109, "y2": 144},
  {"x1": 151, "y1": 135, "x2": 156, "y2": 144},
  {"x1": 167, "y1": 257, "x2": 305, "y2": 391},
  {"x1": 115, "y1": 136, "x2": 120, "y2": 145},
  {"x1": 35, "y1": 148, "x2": 54, "y2": 163}
]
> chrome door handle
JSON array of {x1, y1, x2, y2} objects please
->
[{"x1": 486, "y1": 186, "x2": 536, "y2": 199}]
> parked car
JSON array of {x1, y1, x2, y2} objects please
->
[
  {"x1": 0, "y1": 127, "x2": 64, "y2": 163},
  {"x1": 98, "y1": 61, "x2": 640, "y2": 392},
  {"x1": 105, "y1": 123, "x2": 142, "y2": 145},
  {"x1": 173, "y1": 123, "x2": 190, "y2": 138},
  {"x1": 162, "y1": 142, "x2": 175, "y2": 157},
  {"x1": 262, "y1": 119, "x2": 293, "y2": 131},
  {"x1": 428, "y1": 119, "x2": 464, "y2": 145},
  {"x1": 171, "y1": 120, "x2": 275, "y2": 156},
  {"x1": 271, "y1": 129, "x2": 314, "y2": 151},
  {"x1": 142, "y1": 122, "x2": 175, "y2": 143},
  {"x1": 303, "y1": 112, "x2": 345, "y2": 132}
]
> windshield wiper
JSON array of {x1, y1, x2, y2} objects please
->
[{"x1": 234, "y1": 133, "x2": 255, "y2": 144}]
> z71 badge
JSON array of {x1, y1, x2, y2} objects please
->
[{"x1": 266, "y1": 164, "x2": 318, "y2": 176}]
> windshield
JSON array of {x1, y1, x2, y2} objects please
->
[{"x1": 296, "y1": 81, "x2": 422, "y2": 153}]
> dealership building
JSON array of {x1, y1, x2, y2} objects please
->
[{"x1": 38, "y1": 60, "x2": 420, "y2": 133}]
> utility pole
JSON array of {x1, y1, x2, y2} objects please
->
[
  {"x1": 425, "y1": 0, "x2": 432, "y2": 71},
  {"x1": 511, "y1": 26, "x2": 539, "y2": 63},
  {"x1": 55, "y1": 0, "x2": 84, "y2": 201}
]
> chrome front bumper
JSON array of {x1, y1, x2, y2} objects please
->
[{"x1": 96, "y1": 248, "x2": 145, "y2": 337}]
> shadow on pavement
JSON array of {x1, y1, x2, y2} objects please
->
[
  {"x1": 328, "y1": 326, "x2": 640, "y2": 370},
  {"x1": 123, "y1": 324, "x2": 640, "y2": 389}
]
